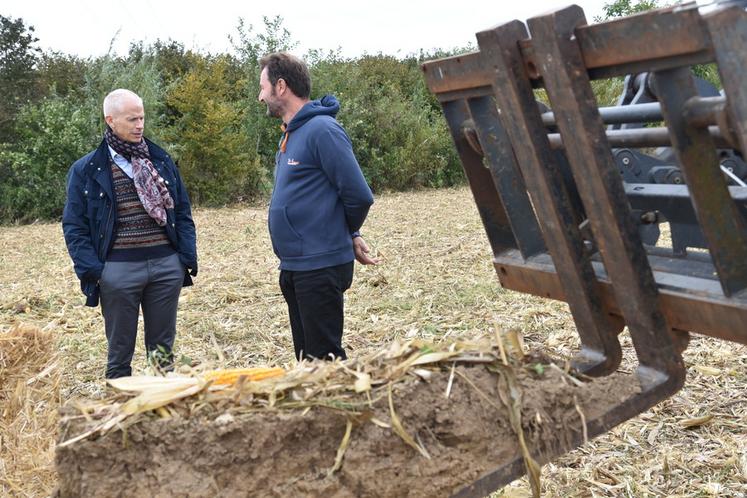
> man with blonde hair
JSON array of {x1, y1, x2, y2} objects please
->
[{"x1": 63, "y1": 89, "x2": 197, "y2": 378}]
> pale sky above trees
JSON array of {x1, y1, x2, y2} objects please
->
[{"x1": 5, "y1": 0, "x2": 611, "y2": 58}]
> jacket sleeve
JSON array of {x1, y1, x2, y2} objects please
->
[
  {"x1": 62, "y1": 165, "x2": 104, "y2": 282},
  {"x1": 315, "y1": 122, "x2": 374, "y2": 234},
  {"x1": 172, "y1": 164, "x2": 198, "y2": 274}
]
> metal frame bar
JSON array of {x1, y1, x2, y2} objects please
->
[
  {"x1": 476, "y1": 21, "x2": 623, "y2": 376},
  {"x1": 440, "y1": 100, "x2": 517, "y2": 256},
  {"x1": 421, "y1": 3, "x2": 747, "y2": 497},
  {"x1": 466, "y1": 96, "x2": 546, "y2": 258},
  {"x1": 526, "y1": 6, "x2": 685, "y2": 387},
  {"x1": 651, "y1": 67, "x2": 747, "y2": 296}
]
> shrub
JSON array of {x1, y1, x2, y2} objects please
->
[
  {"x1": 0, "y1": 16, "x2": 468, "y2": 223},
  {"x1": 165, "y1": 55, "x2": 267, "y2": 205},
  {"x1": 311, "y1": 55, "x2": 462, "y2": 191},
  {"x1": 0, "y1": 96, "x2": 95, "y2": 222}
]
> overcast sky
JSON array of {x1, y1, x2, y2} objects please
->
[{"x1": 4, "y1": 0, "x2": 611, "y2": 58}]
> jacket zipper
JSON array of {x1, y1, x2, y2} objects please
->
[
  {"x1": 100, "y1": 201, "x2": 112, "y2": 260},
  {"x1": 99, "y1": 165, "x2": 116, "y2": 261}
]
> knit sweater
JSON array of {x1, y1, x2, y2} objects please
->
[{"x1": 107, "y1": 162, "x2": 175, "y2": 262}]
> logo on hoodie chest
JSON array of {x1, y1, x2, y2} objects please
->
[{"x1": 287, "y1": 158, "x2": 300, "y2": 166}]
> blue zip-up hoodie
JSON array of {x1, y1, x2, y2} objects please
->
[{"x1": 269, "y1": 95, "x2": 374, "y2": 271}]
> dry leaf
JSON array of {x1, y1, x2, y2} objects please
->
[
  {"x1": 411, "y1": 351, "x2": 458, "y2": 366},
  {"x1": 506, "y1": 328, "x2": 525, "y2": 359},
  {"x1": 388, "y1": 385, "x2": 430, "y2": 459},
  {"x1": 327, "y1": 419, "x2": 353, "y2": 476},
  {"x1": 694, "y1": 365, "x2": 721, "y2": 376},
  {"x1": 679, "y1": 414, "x2": 713, "y2": 428}
]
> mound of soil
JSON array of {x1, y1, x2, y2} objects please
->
[{"x1": 56, "y1": 361, "x2": 638, "y2": 497}]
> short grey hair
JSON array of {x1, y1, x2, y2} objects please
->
[{"x1": 103, "y1": 89, "x2": 142, "y2": 117}]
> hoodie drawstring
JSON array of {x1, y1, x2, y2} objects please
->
[
  {"x1": 280, "y1": 133, "x2": 289, "y2": 153},
  {"x1": 279, "y1": 96, "x2": 339, "y2": 153},
  {"x1": 280, "y1": 123, "x2": 289, "y2": 153}
]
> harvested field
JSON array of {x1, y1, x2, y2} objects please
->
[
  {"x1": 0, "y1": 324, "x2": 60, "y2": 496},
  {"x1": 1, "y1": 187, "x2": 747, "y2": 497}
]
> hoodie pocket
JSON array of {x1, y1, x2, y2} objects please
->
[{"x1": 269, "y1": 207, "x2": 303, "y2": 258}]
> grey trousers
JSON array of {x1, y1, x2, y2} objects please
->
[{"x1": 99, "y1": 253, "x2": 184, "y2": 378}]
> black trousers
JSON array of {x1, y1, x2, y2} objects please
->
[{"x1": 279, "y1": 261, "x2": 354, "y2": 361}]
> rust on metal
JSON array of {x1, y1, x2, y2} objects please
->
[
  {"x1": 527, "y1": 5, "x2": 684, "y2": 385},
  {"x1": 477, "y1": 20, "x2": 624, "y2": 376}
]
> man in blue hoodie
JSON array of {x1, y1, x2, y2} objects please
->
[{"x1": 258, "y1": 52, "x2": 377, "y2": 361}]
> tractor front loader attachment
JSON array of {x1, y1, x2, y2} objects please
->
[{"x1": 422, "y1": 2, "x2": 747, "y2": 495}]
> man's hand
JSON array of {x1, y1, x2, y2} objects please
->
[
  {"x1": 188, "y1": 263, "x2": 198, "y2": 277},
  {"x1": 353, "y1": 236, "x2": 380, "y2": 265}
]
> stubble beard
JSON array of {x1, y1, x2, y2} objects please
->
[{"x1": 266, "y1": 101, "x2": 282, "y2": 119}]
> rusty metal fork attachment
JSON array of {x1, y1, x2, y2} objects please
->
[{"x1": 423, "y1": 3, "x2": 747, "y2": 496}]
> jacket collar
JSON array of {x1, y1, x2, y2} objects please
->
[
  {"x1": 83, "y1": 139, "x2": 111, "y2": 177},
  {"x1": 144, "y1": 137, "x2": 170, "y2": 162}
]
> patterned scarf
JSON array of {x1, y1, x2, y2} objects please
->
[{"x1": 105, "y1": 127, "x2": 174, "y2": 226}]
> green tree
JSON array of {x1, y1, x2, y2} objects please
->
[
  {"x1": 231, "y1": 15, "x2": 300, "y2": 176},
  {"x1": 0, "y1": 96, "x2": 95, "y2": 222},
  {"x1": 230, "y1": 15, "x2": 297, "y2": 65},
  {"x1": 311, "y1": 54, "x2": 461, "y2": 190},
  {"x1": 129, "y1": 39, "x2": 196, "y2": 88},
  {"x1": 35, "y1": 52, "x2": 87, "y2": 98},
  {"x1": 0, "y1": 15, "x2": 41, "y2": 141},
  {"x1": 166, "y1": 54, "x2": 264, "y2": 205},
  {"x1": 596, "y1": 0, "x2": 661, "y2": 21}
]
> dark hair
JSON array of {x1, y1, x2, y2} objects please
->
[{"x1": 259, "y1": 52, "x2": 311, "y2": 99}]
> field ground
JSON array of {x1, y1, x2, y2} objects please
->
[{"x1": 1, "y1": 187, "x2": 746, "y2": 497}]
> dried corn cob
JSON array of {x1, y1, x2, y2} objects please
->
[{"x1": 201, "y1": 367, "x2": 284, "y2": 386}]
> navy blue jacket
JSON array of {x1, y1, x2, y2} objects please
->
[
  {"x1": 269, "y1": 95, "x2": 374, "y2": 271},
  {"x1": 62, "y1": 138, "x2": 197, "y2": 307}
]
